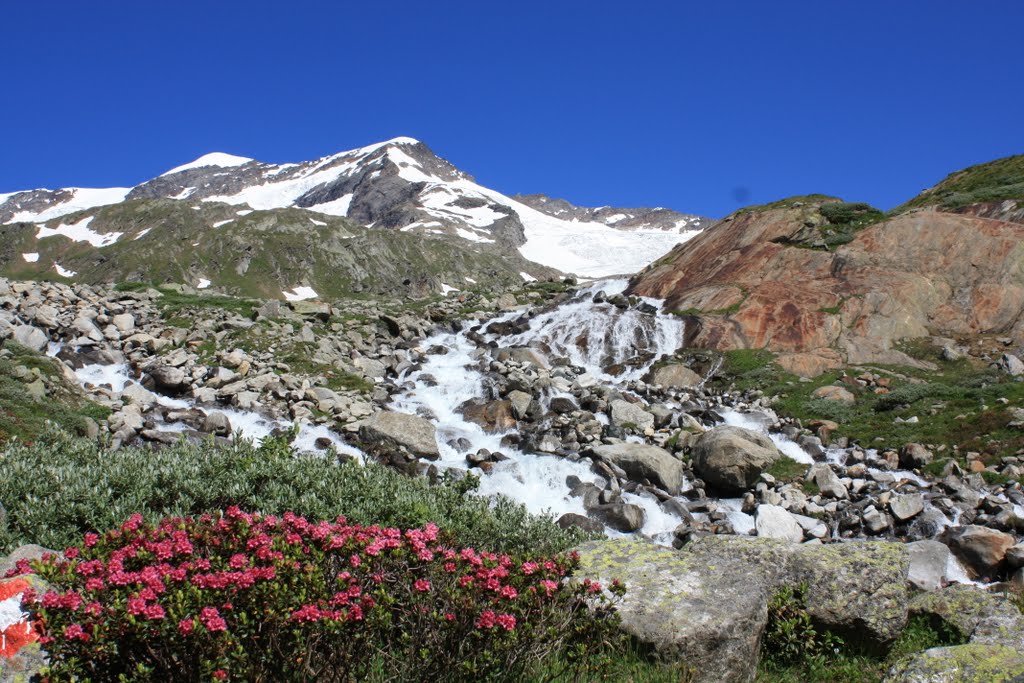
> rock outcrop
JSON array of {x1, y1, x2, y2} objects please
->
[{"x1": 628, "y1": 180, "x2": 1024, "y2": 374}]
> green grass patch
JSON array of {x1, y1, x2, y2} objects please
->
[
  {"x1": 766, "y1": 456, "x2": 809, "y2": 483},
  {"x1": 897, "y1": 153, "x2": 1024, "y2": 212},
  {"x1": 0, "y1": 343, "x2": 110, "y2": 447},
  {"x1": 714, "y1": 339, "x2": 1024, "y2": 466}
]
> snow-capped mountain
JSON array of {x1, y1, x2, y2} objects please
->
[{"x1": 0, "y1": 138, "x2": 708, "y2": 278}]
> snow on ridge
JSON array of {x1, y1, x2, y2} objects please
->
[
  {"x1": 36, "y1": 215, "x2": 122, "y2": 248},
  {"x1": 4, "y1": 187, "x2": 131, "y2": 224},
  {"x1": 283, "y1": 286, "x2": 318, "y2": 302},
  {"x1": 54, "y1": 263, "x2": 77, "y2": 277},
  {"x1": 163, "y1": 152, "x2": 254, "y2": 176},
  {"x1": 22, "y1": 253, "x2": 39, "y2": 263}
]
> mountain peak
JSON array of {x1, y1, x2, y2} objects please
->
[{"x1": 162, "y1": 152, "x2": 255, "y2": 176}]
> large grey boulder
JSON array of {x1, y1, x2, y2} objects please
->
[
  {"x1": 592, "y1": 503, "x2": 645, "y2": 532},
  {"x1": 788, "y1": 540, "x2": 910, "y2": 646},
  {"x1": 11, "y1": 325, "x2": 48, "y2": 352},
  {"x1": 358, "y1": 411, "x2": 440, "y2": 460},
  {"x1": 573, "y1": 536, "x2": 912, "y2": 683},
  {"x1": 645, "y1": 363, "x2": 702, "y2": 389},
  {"x1": 809, "y1": 463, "x2": 847, "y2": 499},
  {"x1": 755, "y1": 504, "x2": 804, "y2": 542},
  {"x1": 691, "y1": 425, "x2": 782, "y2": 494},
  {"x1": 940, "y1": 525, "x2": 1016, "y2": 580},
  {"x1": 883, "y1": 644, "x2": 1024, "y2": 683},
  {"x1": 149, "y1": 365, "x2": 188, "y2": 391},
  {"x1": 908, "y1": 584, "x2": 1024, "y2": 652},
  {"x1": 591, "y1": 443, "x2": 683, "y2": 495},
  {"x1": 907, "y1": 540, "x2": 951, "y2": 592},
  {"x1": 573, "y1": 538, "x2": 776, "y2": 683},
  {"x1": 609, "y1": 399, "x2": 655, "y2": 431}
]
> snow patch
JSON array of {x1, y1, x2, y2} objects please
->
[
  {"x1": 520, "y1": 272, "x2": 537, "y2": 282},
  {"x1": 212, "y1": 219, "x2": 233, "y2": 228},
  {"x1": 454, "y1": 227, "x2": 495, "y2": 243},
  {"x1": 310, "y1": 218, "x2": 327, "y2": 226},
  {"x1": 283, "y1": 286, "x2": 318, "y2": 302},
  {"x1": 54, "y1": 263, "x2": 77, "y2": 277},
  {"x1": 464, "y1": 277, "x2": 477, "y2": 284},
  {"x1": 307, "y1": 193, "x2": 353, "y2": 217},
  {"x1": 440, "y1": 284, "x2": 459, "y2": 296},
  {"x1": 36, "y1": 216, "x2": 122, "y2": 248},
  {"x1": 134, "y1": 228, "x2": 151, "y2": 240},
  {"x1": 4, "y1": 187, "x2": 130, "y2": 224},
  {"x1": 163, "y1": 152, "x2": 254, "y2": 176},
  {"x1": 21, "y1": 253, "x2": 39, "y2": 263},
  {"x1": 236, "y1": 209, "x2": 252, "y2": 216},
  {"x1": 197, "y1": 278, "x2": 211, "y2": 289},
  {"x1": 170, "y1": 187, "x2": 196, "y2": 200}
]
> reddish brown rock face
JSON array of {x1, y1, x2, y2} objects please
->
[{"x1": 629, "y1": 203, "x2": 1024, "y2": 371}]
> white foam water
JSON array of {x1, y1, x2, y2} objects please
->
[
  {"x1": 493, "y1": 279, "x2": 685, "y2": 381},
  {"x1": 390, "y1": 279, "x2": 691, "y2": 542},
  {"x1": 64, "y1": 351, "x2": 356, "y2": 457}
]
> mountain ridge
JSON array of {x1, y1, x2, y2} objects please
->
[{"x1": 0, "y1": 137, "x2": 709, "y2": 280}]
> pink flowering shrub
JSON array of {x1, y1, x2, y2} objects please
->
[{"x1": 20, "y1": 509, "x2": 624, "y2": 682}]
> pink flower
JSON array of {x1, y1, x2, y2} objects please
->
[
  {"x1": 500, "y1": 585, "x2": 518, "y2": 600},
  {"x1": 539, "y1": 580, "x2": 558, "y2": 597},
  {"x1": 178, "y1": 618, "x2": 194, "y2": 636},
  {"x1": 445, "y1": 612, "x2": 456, "y2": 622},
  {"x1": 413, "y1": 579, "x2": 431, "y2": 593},
  {"x1": 212, "y1": 669, "x2": 228, "y2": 680},
  {"x1": 475, "y1": 610, "x2": 497, "y2": 629},
  {"x1": 291, "y1": 604, "x2": 322, "y2": 623},
  {"x1": 229, "y1": 553, "x2": 248, "y2": 569},
  {"x1": 199, "y1": 607, "x2": 227, "y2": 632},
  {"x1": 83, "y1": 532, "x2": 99, "y2": 548},
  {"x1": 496, "y1": 613, "x2": 517, "y2": 631},
  {"x1": 64, "y1": 547, "x2": 80, "y2": 559},
  {"x1": 63, "y1": 623, "x2": 90, "y2": 642},
  {"x1": 521, "y1": 561, "x2": 539, "y2": 575},
  {"x1": 144, "y1": 603, "x2": 166, "y2": 620}
]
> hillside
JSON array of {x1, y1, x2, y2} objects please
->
[{"x1": 627, "y1": 154, "x2": 1024, "y2": 375}]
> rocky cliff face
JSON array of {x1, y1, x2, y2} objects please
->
[{"x1": 628, "y1": 155, "x2": 1024, "y2": 373}]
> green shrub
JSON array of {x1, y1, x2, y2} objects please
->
[
  {"x1": 819, "y1": 202, "x2": 884, "y2": 226},
  {"x1": 873, "y1": 383, "x2": 960, "y2": 412},
  {"x1": 25, "y1": 510, "x2": 624, "y2": 682},
  {"x1": 762, "y1": 584, "x2": 844, "y2": 668},
  {"x1": 0, "y1": 430, "x2": 591, "y2": 557},
  {"x1": 802, "y1": 398, "x2": 855, "y2": 424}
]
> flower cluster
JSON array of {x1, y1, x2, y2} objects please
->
[{"x1": 22, "y1": 508, "x2": 623, "y2": 682}]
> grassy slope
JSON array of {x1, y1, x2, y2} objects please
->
[
  {"x1": 0, "y1": 341, "x2": 110, "y2": 447},
  {"x1": 896, "y1": 153, "x2": 1024, "y2": 212},
  {"x1": 703, "y1": 341, "x2": 1024, "y2": 478},
  {"x1": 0, "y1": 199, "x2": 548, "y2": 299}
]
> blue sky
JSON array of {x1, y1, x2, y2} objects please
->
[{"x1": 2, "y1": 1, "x2": 1022, "y2": 218}]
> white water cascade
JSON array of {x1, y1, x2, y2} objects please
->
[{"x1": 390, "y1": 280, "x2": 692, "y2": 542}]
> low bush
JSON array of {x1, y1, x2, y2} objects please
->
[
  {"x1": 21, "y1": 510, "x2": 624, "y2": 682},
  {"x1": 0, "y1": 430, "x2": 591, "y2": 557}
]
